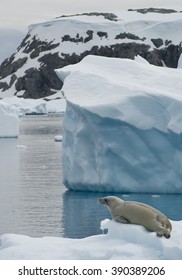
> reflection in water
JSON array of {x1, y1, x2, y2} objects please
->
[
  {"x1": 0, "y1": 115, "x2": 182, "y2": 239},
  {"x1": 125, "y1": 193, "x2": 182, "y2": 221},
  {"x1": 62, "y1": 191, "x2": 109, "y2": 238},
  {"x1": 62, "y1": 190, "x2": 182, "y2": 239},
  {"x1": 16, "y1": 115, "x2": 66, "y2": 237},
  {"x1": 0, "y1": 115, "x2": 66, "y2": 237},
  {"x1": 0, "y1": 138, "x2": 19, "y2": 234}
]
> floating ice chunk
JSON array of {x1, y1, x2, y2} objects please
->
[
  {"x1": 54, "y1": 135, "x2": 63, "y2": 142},
  {"x1": 16, "y1": 144, "x2": 27, "y2": 149}
]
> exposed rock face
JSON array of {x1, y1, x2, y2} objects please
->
[
  {"x1": 61, "y1": 30, "x2": 94, "y2": 44},
  {"x1": 58, "y1": 12, "x2": 118, "y2": 21},
  {"x1": 0, "y1": 55, "x2": 28, "y2": 79},
  {"x1": 0, "y1": 9, "x2": 182, "y2": 99},
  {"x1": 128, "y1": 8, "x2": 179, "y2": 14}
]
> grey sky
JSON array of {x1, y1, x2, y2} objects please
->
[{"x1": 0, "y1": 0, "x2": 182, "y2": 62}]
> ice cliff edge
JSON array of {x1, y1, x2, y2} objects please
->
[{"x1": 56, "y1": 55, "x2": 182, "y2": 193}]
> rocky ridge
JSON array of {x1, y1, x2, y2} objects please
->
[{"x1": 0, "y1": 8, "x2": 182, "y2": 99}]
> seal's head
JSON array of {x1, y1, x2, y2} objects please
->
[{"x1": 99, "y1": 196, "x2": 124, "y2": 208}]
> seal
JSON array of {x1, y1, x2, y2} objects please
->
[{"x1": 99, "y1": 196, "x2": 172, "y2": 238}]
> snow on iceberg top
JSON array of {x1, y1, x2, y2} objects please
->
[{"x1": 56, "y1": 55, "x2": 182, "y2": 133}]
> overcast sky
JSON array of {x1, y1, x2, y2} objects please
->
[{"x1": 0, "y1": 0, "x2": 182, "y2": 62}]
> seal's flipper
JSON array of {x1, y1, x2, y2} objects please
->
[{"x1": 115, "y1": 216, "x2": 130, "y2": 224}]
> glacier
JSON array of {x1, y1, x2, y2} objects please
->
[
  {"x1": 56, "y1": 55, "x2": 182, "y2": 193},
  {"x1": 0, "y1": 100, "x2": 19, "y2": 137}
]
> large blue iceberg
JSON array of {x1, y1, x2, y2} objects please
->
[{"x1": 56, "y1": 55, "x2": 182, "y2": 193}]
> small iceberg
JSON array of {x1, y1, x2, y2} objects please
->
[{"x1": 54, "y1": 135, "x2": 63, "y2": 142}]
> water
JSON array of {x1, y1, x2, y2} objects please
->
[{"x1": 0, "y1": 115, "x2": 182, "y2": 239}]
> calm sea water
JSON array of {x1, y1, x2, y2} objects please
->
[{"x1": 0, "y1": 115, "x2": 182, "y2": 239}]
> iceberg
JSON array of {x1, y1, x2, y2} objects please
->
[
  {"x1": 0, "y1": 219, "x2": 181, "y2": 259},
  {"x1": 0, "y1": 100, "x2": 19, "y2": 138},
  {"x1": 56, "y1": 55, "x2": 182, "y2": 193}
]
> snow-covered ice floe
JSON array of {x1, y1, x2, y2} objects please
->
[
  {"x1": 56, "y1": 55, "x2": 182, "y2": 193},
  {"x1": 0, "y1": 100, "x2": 19, "y2": 138},
  {"x1": 0, "y1": 219, "x2": 181, "y2": 260},
  {"x1": 2, "y1": 95, "x2": 66, "y2": 115}
]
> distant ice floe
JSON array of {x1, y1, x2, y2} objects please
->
[
  {"x1": 2, "y1": 95, "x2": 66, "y2": 116},
  {"x1": 54, "y1": 135, "x2": 63, "y2": 142},
  {"x1": 16, "y1": 144, "x2": 27, "y2": 149}
]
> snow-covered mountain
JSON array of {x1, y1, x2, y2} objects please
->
[{"x1": 0, "y1": 7, "x2": 182, "y2": 99}]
